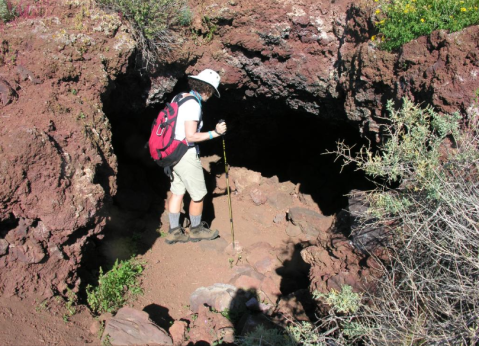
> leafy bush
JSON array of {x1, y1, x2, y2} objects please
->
[
  {"x1": 96, "y1": 0, "x2": 189, "y2": 69},
  {"x1": 336, "y1": 97, "x2": 479, "y2": 344},
  {"x1": 177, "y1": 5, "x2": 192, "y2": 26},
  {"x1": 314, "y1": 285, "x2": 362, "y2": 314},
  {"x1": 0, "y1": 0, "x2": 16, "y2": 23},
  {"x1": 86, "y1": 258, "x2": 144, "y2": 315},
  {"x1": 372, "y1": 0, "x2": 479, "y2": 50}
]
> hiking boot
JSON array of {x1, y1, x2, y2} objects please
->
[
  {"x1": 189, "y1": 221, "x2": 219, "y2": 242},
  {"x1": 165, "y1": 226, "x2": 189, "y2": 244}
]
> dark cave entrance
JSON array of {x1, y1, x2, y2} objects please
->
[{"x1": 78, "y1": 67, "x2": 375, "y2": 305}]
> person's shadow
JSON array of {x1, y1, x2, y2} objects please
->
[{"x1": 143, "y1": 304, "x2": 174, "y2": 331}]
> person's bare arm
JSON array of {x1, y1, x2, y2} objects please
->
[{"x1": 185, "y1": 120, "x2": 227, "y2": 143}]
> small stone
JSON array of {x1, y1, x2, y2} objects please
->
[
  {"x1": 89, "y1": 320, "x2": 102, "y2": 337},
  {"x1": 190, "y1": 283, "x2": 238, "y2": 313},
  {"x1": 0, "y1": 239, "x2": 9, "y2": 256},
  {"x1": 273, "y1": 213, "x2": 285, "y2": 223},
  {"x1": 250, "y1": 188, "x2": 267, "y2": 205},
  {"x1": 285, "y1": 224, "x2": 302, "y2": 237},
  {"x1": 169, "y1": 320, "x2": 187, "y2": 346},
  {"x1": 10, "y1": 240, "x2": 45, "y2": 264}
]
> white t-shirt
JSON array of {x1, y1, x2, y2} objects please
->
[{"x1": 174, "y1": 96, "x2": 202, "y2": 147}]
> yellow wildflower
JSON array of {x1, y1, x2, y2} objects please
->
[
  {"x1": 461, "y1": 7, "x2": 467, "y2": 11},
  {"x1": 379, "y1": 19, "x2": 385, "y2": 24},
  {"x1": 375, "y1": 9, "x2": 381, "y2": 14},
  {"x1": 421, "y1": 18, "x2": 425, "y2": 22},
  {"x1": 404, "y1": 9, "x2": 409, "y2": 13},
  {"x1": 371, "y1": 35, "x2": 377, "y2": 41}
]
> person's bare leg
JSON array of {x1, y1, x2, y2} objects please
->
[
  {"x1": 189, "y1": 199, "x2": 204, "y2": 219},
  {"x1": 168, "y1": 194, "x2": 184, "y2": 214}
]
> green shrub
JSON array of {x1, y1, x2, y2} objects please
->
[
  {"x1": 335, "y1": 97, "x2": 479, "y2": 344},
  {"x1": 313, "y1": 285, "x2": 362, "y2": 314},
  {"x1": 96, "y1": 0, "x2": 189, "y2": 69},
  {"x1": 86, "y1": 258, "x2": 144, "y2": 315},
  {"x1": 177, "y1": 5, "x2": 192, "y2": 26},
  {"x1": 372, "y1": 0, "x2": 479, "y2": 50},
  {"x1": 0, "y1": 0, "x2": 16, "y2": 23}
]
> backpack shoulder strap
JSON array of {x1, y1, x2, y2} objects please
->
[{"x1": 173, "y1": 93, "x2": 200, "y2": 107}]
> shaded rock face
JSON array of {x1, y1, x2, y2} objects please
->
[
  {"x1": 161, "y1": 0, "x2": 479, "y2": 139},
  {"x1": 0, "y1": 3, "x2": 135, "y2": 297}
]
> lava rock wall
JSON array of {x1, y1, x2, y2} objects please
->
[{"x1": 0, "y1": 2, "x2": 135, "y2": 296}]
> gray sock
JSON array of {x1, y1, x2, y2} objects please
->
[
  {"x1": 168, "y1": 212, "x2": 180, "y2": 231},
  {"x1": 190, "y1": 214, "x2": 202, "y2": 228}
]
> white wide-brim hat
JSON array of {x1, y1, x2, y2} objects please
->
[{"x1": 188, "y1": 69, "x2": 221, "y2": 98}]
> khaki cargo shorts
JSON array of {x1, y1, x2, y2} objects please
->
[{"x1": 170, "y1": 148, "x2": 207, "y2": 201}]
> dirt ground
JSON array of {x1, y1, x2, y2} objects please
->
[{"x1": 0, "y1": 155, "x2": 313, "y2": 345}]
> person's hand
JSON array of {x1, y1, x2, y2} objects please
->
[{"x1": 215, "y1": 121, "x2": 227, "y2": 135}]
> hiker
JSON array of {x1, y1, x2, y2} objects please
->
[{"x1": 165, "y1": 69, "x2": 227, "y2": 245}]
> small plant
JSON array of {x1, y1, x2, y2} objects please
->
[
  {"x1": 287, "y1": 321, "x2": 324, "y2": 346},
  {"x1": 202, "y1": 16, "x2": 217, "y2": 42},
  {"x1": 96, "y1": 0, "x2": 188, "y2": 69},
  {"x1": 0, "y1": 0, "x2": 16, "y2": 23},
  {"x1": 212, "y1": 338, "x2": 223, "y2": 346},
  {"x1": 177, "y1": 5, "x2": 192, "y2": 26},
  {"x1": 102, "y1": 333, "x2": 112, "y2": 346},
  {"x1": 35, "y1": 299, "x2": 49, "y2": 312},
  {"x1": 86, "y1": 257, "x2": 144, "y2": 315},
  {"x1": 9, "y1": 51, "x2": 17, "y2": 65},
  {"x1": 63, "y1": 288, "x2": 77, "y2": 322},
  {"x1": 372, "y1": 0, "x2": 479, "y2": 50},
  {"x1": 228, "y1": 254, "x2": 242, "y2": 268},
  {"x1": 97, "y1": 319, "x2": 106, "y2": 339},
  {"x1": 313, "y1": 285, "x2": 362, "y2": 314}
]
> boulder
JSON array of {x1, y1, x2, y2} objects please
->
[
  {"x1": 102, "y1": 307, "x2": 172, "y2": 346},
  {"x1": 288, "y1": 207, "x2": 334, "y2": 237},
  {"x1": 189, "y1": 283, "x2": 238, "y2": 313},
  {"x1": 231, "y1": 167, "x2": 261, "y2": 193}
]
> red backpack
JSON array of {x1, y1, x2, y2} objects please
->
[{"x1": 148, "y1": 93, "x2": 199, "y2": 172}]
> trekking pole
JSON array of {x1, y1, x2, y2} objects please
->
[{"x1": 218, "y1": 120, "x2": 235, "y2": 249}]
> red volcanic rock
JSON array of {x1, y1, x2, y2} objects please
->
[
  {"x1": 1, "y1": 0, "x2": 478, "y2": 302},
  {"x1": 0, "y1": 5, "x2": 135, "y2": 297}
]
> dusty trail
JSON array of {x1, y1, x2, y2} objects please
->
[
  {"x1": 0, "y1": 156, "x2": 314, "y2": 345},
  {"x1": 132, "y1": 155, "x2": 313, "y2": 322}
]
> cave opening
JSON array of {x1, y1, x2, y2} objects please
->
[{"x1": 78, "y1": 67, "x2": 375, "y2": 307}]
